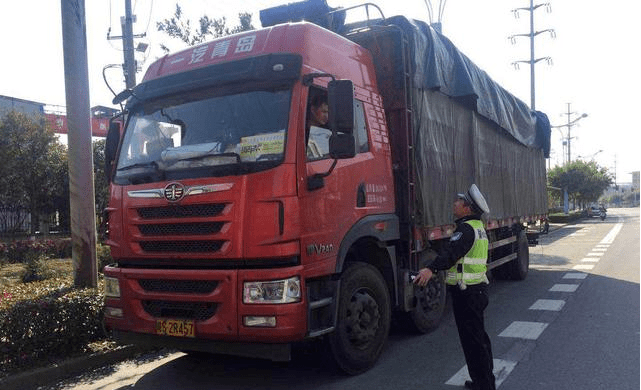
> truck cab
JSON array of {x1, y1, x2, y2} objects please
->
[{"x1": 103, "y1": 21, "x2": 399, "y2": 372}]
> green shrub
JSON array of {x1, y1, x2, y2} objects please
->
[
  {"x1": 548, "y1": 211, "x2": 584, "y2": 223},
  {"x1": 53, "y1": 238, "x2": 73, "y2": 259},
  {"x1": 21, "y1": 253, "x2": 52, "y2": 283},
  {"x1": 96, "y1": 244, "x2": 113, "y2": 272},
  {"x1": 0, "y1": 239, "x2": 72, "y2": 264},
  {"x1": 0, "y1": 287, "x2": 105, "y2": 375}
]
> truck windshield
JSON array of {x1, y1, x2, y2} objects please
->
[{"x1": 114, "y1": 89, "x2": 291, "y2": 184}]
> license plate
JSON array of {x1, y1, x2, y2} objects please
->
[{"x1": 156, "y1": 319, "x2": 195, "y2": 338}]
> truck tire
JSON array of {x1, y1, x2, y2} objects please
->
[
  {"x1": 328, "y1": 262, "x2": 391, "y2": 375},
  {"x1": 507, "y1": 230, "x2": 529, "y2": 280},
  {"x1": 403, "y1": 271, "x2": 447, "y2": 333}
]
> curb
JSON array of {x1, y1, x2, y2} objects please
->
[{"x1": 0, "y1": 345, "x2": 147, "y2": 390}]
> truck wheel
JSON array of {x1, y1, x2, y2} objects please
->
[
  {"x1": 404, "y1": 272, "x2": 447, "y2": 333},
  {"x1": 507, "y1": 230, "x2": 529, "y2": 280},
  {"x1": 328, "y1": 262, "x2": 391, "y2": 375}
]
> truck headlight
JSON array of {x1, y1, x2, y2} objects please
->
[
  {"x1": 104, "y1": 277, "x2": 121, "y2": 298},
  {"x1": 243, "y1": 276, "x2": 301, "y2": 304}
]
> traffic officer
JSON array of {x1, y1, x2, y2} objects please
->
[{"x1": 414, "y1": 184, "x2": 495, "y2": 390}]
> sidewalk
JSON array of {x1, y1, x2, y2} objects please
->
[{"x1": 0, "y1": 345, "x2": 151, "y2": 390}]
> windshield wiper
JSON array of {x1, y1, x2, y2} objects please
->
[
  {"x1": 171, "y1": 151, "x2": 242, "y2": 164},
  {"x1": 117, "y1": 161, "x2": 159, "y2": 172}
]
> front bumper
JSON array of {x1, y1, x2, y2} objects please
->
[{"x1": 103, "y1": 265, "x2": 308, "y2": 344}]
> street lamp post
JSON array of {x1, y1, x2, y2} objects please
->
[
  {"x1": 576, "y1": 149, "x2": 603, "y2": 161},
  {"x1": 551, "y1": 103, "x2": 588, "y2": 214},
  {"x1": 551, "y1": 103, "x2": 588, "y2": 165},
  {"x1": 565, "y1": 105, "x2": 588, "y2": 164}
]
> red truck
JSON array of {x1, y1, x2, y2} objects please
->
[{"x1": 103, "y1": 1, "x2": 550, "y2": 374}]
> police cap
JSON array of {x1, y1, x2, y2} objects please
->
[{"x1": 457, "y1": 184, "x2": 490, "y2": 214}]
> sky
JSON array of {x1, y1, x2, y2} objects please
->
[{"x1": 1, "y1": 0, "x2": 639, "y2": 184}]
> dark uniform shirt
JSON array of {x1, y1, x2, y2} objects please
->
[{"x1": 425, "y1": 214, "x2": 483, "y2": 272}]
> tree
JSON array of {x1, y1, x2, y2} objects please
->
[
  {"x1": 548, "y1": 160, "x2": 613, "y2": 208},
  {"x1": 47, "y1": 142, "x2": 70, "y2": 233},
  {"x1": 93, "y1": 139, "x2": 110, "y2": 240},
  {"x1": 157, "y1": 4, "x2": 255, "y2": 53},
  {"x1": 0, "y1": 111, "x2": 68, "y2": 234}
]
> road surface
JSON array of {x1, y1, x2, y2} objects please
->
[{"x1": 50, "y1": 208, "x2": 640, "y2": 390}]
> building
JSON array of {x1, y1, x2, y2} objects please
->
[
  {"x1": 0, "y1": 94, "x2": 113, "y2": 137},
  {"x1": 0, "y1": 94, "x2": 44, "y2": 118},
  {"x1": 632, "y1": 171, "x2": 639, "y2": 191}
]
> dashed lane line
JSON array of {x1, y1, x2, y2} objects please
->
[
  {"x1": 529, "y1": 299, "x2": 566, "y2": 311},
  {"x1": 563, "y1": 272, "x2": 588, "y2": 279},
  {"x1": 549, "y1": 284, "x2": 580, "y2": 292},
  {"x1": 586, "y1": 252, "x2": 604, "y2": 257},
  {"x1": 498, "y1": 321, "x2": 549, "y2": 340},
  {"x1": 445, "y1": 359, "x2": 517, "y2": 388}
]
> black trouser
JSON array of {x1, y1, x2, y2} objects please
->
[{"x1": 449, "y1": 283, "x2": 496, "y2": 390}]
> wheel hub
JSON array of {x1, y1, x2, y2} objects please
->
[
  {"x1": 416, "y1": 279, "x2": 443, "y2": 311},
  {"x1": 345, "y1": 290, "x2": 380, "y2": 347}
]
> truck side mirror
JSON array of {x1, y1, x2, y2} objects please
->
[
  {"x1": 329, "y1": 133, "x2": 356, "y2": 159},
  {"x1": 328, "y1": 79, "x2": 354, "y2": 134},
  {"x1": 328, "y1": 79, "x2": 356, "y2": 159},
  {"x1": 105, "y1": 120, "x2": 121, "y2": 182}
]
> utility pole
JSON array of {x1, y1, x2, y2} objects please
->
[
  {"x1": 424, "y1": 0, "x2": 447, "y2": 34},
  {"x1": 509, "y1": 0, "x2": 555, "y2": 110},
  {"x1": 122, "y1": 0, "x2": 136, "y2": 88},
  {"x1": 60, "y1": 0, "x2": 98, "y2": 288},
  {"x1": 613, "y1": 155, "x2": 618, "y2": 190},
  {"x1": 107, "y1": 0, "x2": 145, "y2": 89},
  {"x1": 563, "y1": 102, "x2": 588, "y2": 164},
  {"x1": 565, "y1": 103, "x2": 572, "y2": 164}
]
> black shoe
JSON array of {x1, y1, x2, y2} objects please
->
[{"x1": 464, "y1": 381, "x2": 477, "y2": 389}]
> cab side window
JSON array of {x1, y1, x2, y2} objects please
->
[
  {"x1": 306, "y1": 87, "x2": 331, "y2": 161},
  {"x1": 353, "y1": 100, "x2": 369, "y2": 153},
  {"x1": 306, "y1": 89, "x2": 369, "y2": 161}
]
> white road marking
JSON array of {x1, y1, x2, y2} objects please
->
[
  {"x1": 600, "y1": 222, "x2": 623, "y2": 244},
  {"x1": 445, "y1": 359, "x2": 516, "y2": 388},
  {"x1": 550, "y1": 284, "x2": 580, "y2": 292},
  {"x1": 563, "y1": 272, "x2": 588, "y2": 279},
  {"x1": 529, "y1": 299, "x2": 566, "y2": 311},
  {"x1": 499, "y1": 321, "x2": 549, "y2": 340},
  {"x1": 586, "y1": 252, "x2": 604, "y2": 257},
  {"x1": 581, "y1": 258, "x2": 600, "y2": 262},
  {"x1": 573, "y1": 264, "x2": 595, "y2": 270},
  {"x1": 591, "y1": 248, "x2": 608, "y2": 252}
]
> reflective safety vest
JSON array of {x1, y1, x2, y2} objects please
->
[{"x1": 446, "y1": 219, "x2": 489, "y2": 287}]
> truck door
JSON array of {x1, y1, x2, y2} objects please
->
[{"x1": 300, "y1": 86, "x2": 381, "y2": 267}]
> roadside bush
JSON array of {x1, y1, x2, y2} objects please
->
[
  {"x1": 96, "y1": 244, "x2": 113, "y2": 272},
  {"x1": 0, "y1": 238, "x2": 72, "y2": 264},
  {"x1": 21, "y1": 253, "x2": 52, "y2": 283},
  {"x1": 0, "y1": 287, "x2": 105, "y2": 375},
  {"x1": 548, "y1": 210, "x2": 584, "y2": 223}
]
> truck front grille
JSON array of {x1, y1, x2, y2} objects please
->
[
  {"x1": 139, "y1": 279, "x2": 219, "y2": 294},
  {"x1": 139, "y1": 240, "x2": 224, "y2": 253},
  {"x1": 137, "y1": 204, "x2": 226, "y2": 219},
  {"x1": 142, "y1": 300, "x2": 217, "y2": 321},
  {"x1": 138, "y1": 222, "x2": 224, "y2": 236}
]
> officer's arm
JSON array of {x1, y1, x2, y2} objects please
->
[{"x1": 424, "y1": 224, "x2": 475, "y2": 272}]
